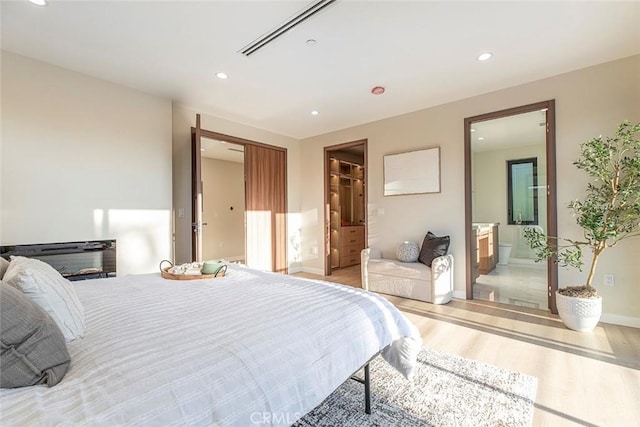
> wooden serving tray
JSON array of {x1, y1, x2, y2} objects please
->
[
  {"x1": 160, "y1": 267, "x2": 225, "y2": 280},
  {"x1": 159, "y1": 260, "x2": 226, "y2": 280}
]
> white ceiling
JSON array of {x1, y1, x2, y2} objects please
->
[
  {"x1": 201, "y1": 138, "x2": 244, "y2": 162},
  {"x1": 2, "y1": 1, "x2": 639, "y2": 139},
  {"x1": 471, "y1": 110, "x2": 547, "y2": 152}
]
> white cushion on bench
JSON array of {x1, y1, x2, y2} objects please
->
[{"x1": 362, "y1": 248, "x2": 453, "y2": 304}]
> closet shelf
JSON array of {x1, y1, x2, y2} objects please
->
[{"x1": 329, "y1": 156, "x2": 366, "y2": 270}]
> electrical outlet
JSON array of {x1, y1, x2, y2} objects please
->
[{"x1": 604, "y1": 274, "x2": 615, "y2": 287}]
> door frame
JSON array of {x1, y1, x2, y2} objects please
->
[
  {"x1": 191, "y1": 124, "x2": 288, "y2": 271},
  {"x1": 191, "y1": 115, "x2": 203, "y2": 262},
  {"x1": 323, "y1": 139, "x2": 368, "y2": 276},
  {"x1": 463, "y1": 100, "x2": 559, "y2": 313}
]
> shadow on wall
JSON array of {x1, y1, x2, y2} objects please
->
[
  {"x1": 300, "y1": 208, "x2": 321, "y2": 262},
  {"x1": 93, "y1": 209, "x2": 171, "y2": 275},
  {"x1": 288, "y1": 212, "x2": 302, "y2": 268}
]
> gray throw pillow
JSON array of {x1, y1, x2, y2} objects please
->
[
  {"x1": 0, "y1": 283, "x2": 71, "y2": 388},
  {"x1": 418, "y1": 232, "x2": 450, "y2": 266}
]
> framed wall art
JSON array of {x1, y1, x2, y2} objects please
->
[{"x1": 383, "y1": 146, "x2": 440, "y2": 196}]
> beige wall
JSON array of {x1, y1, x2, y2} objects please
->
[
  {"x1": 0, "y1": 51, "x2": 173, "y2": 275},
  {"x1": 171, "y1": 104, "x2": 301, "y2": 269},
  {"x1": 473, "y1": 143, "x2": 547, "y2": 259},
  {"x1": 2, "y1": 49, "x2": 637, "y2": 325},
  {"x1": 300, "y1": 55, "x2": 640, "y2": 325},
  {"x1": 201, "y1": 157, "x2": 245, "y2": 260}
]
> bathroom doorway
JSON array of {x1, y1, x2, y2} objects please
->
[{"x1": 464, "y1": 101, "x2": 559, "y2": 313}]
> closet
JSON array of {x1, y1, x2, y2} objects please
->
[{"x1": 329, "y1": 156, "x2": 365, "y2": 269}]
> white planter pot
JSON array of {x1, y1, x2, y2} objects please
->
[{"x1": 555, "y1": 290, "x2": 602, "y2": 332}]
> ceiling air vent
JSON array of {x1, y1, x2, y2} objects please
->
[{"x1": 239, "y1": 0, "x2": 336, "y2": 56}]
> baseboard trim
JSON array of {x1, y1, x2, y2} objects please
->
[
  {"x1": 288, "y1": 266, "x2": 303, "y2": 274},
  {"x1": 301, "y1": 267, "x2": 325, "y2": 276},
  {"x1": 600, "y1": 313, "x2": 640, "y2": 328},
  {"x1": 453, "y1": 290, "x2": 467, "y2": 300},
  {"x1": 451, "y1": 292, "x2": 638, "y2": 328}
]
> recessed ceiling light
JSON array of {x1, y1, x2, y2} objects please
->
[
  {"x1": 477, "y1": 52, "x2": 493, "y2": 61},
  {"x1": 28, "y1": 0, "x2": 47, "y2": 5},
  {"x1": 478, "y1": 137, "x2": 485, "y2": 141},
  {"x1": 311, "y1": 110, "x2": 319, "y2": 116},
  {"x1": 371, "y1": 86, "x2": 385, "y2": 95},
  {"x1": 306, "y1": 39, "x2": 317, "y2": 46},
  {"x1": 470, "y1": 128, "x2": 476, "y2": 132},
  {"x1": 200, "y1": 148, "x2": 205, "y2": 152},
  {"x1": 215, "y1": 72, "x2": 228, "y2": 79}
]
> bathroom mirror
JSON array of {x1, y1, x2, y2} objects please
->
[{"x1": 507, "y1": 157, "x2": 538, "y2": 225}]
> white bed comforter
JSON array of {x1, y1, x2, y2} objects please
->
[{"x1": 0, "y1": 264, "x2": 421, "y2": 426}]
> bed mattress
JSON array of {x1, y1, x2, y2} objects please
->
[{"x1": 0, "y1": 264, "x2": 420, "y2": 426}]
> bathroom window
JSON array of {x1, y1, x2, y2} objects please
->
[{"x1": 507, "y1": 157, "x2": 538, "y2": 225}]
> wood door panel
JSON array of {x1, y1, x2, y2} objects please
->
[
  {"x1": 245, "y1": 144, "x2": 287, "y2": 273},
  {"x1": 191, "y1": 124, "x2": 287, "y2": 273}
]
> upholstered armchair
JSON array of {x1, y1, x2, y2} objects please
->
[{"x1": 361, "y1": 247, "x2": 454, "y2": 304}]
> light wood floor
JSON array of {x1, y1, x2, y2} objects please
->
[{"x1": 295, "y1": 266, "x2": 640, "y2": 427}]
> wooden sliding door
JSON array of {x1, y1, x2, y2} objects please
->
[
  {"x1": 191, "y1": 119, "x2": 287, "y2": 273},
  {"x1": 245, "y1": 144, "x2": 287, "y2": 273}
]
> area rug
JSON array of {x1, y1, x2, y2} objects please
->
[{"x1": 295, "y1": 347, "x2": 537, "y2": 427}]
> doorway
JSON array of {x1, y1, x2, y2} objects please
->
[
  {"x1": 464, "y1": 100, "x2": 559, "y2": 313},
  {"x1": 324, "y1": 140, "x2": 367, "y2": 276},
  {"x1": 191, "y1": 117, "x2": 287, "y2": 273},
  {"x1": 200, "y1": 137, "x2": 245, "y2": 263}
]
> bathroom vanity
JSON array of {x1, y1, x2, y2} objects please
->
[{"x1": 471, "y1": 223, "x2": 499, "y2": 280}]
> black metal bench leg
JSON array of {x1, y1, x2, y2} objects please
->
[{"x1": 364, "y1": 363, "x2": 371, "y2": 414}]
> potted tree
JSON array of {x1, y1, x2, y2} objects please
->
[{"x1": 524, "y1": 121, "x2": 640, "y2": 331}]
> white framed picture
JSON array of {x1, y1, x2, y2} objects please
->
[{"x1": 383, "y1": 146, "x2": 440, "y2": 196}]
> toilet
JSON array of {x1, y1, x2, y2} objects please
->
[{"x1": 498, "y1": 243, "x2": 512, "y2": 265}]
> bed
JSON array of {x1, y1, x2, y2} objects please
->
[{"x1": 0, "y1": 263, "x2": 421, "y2": 426}]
